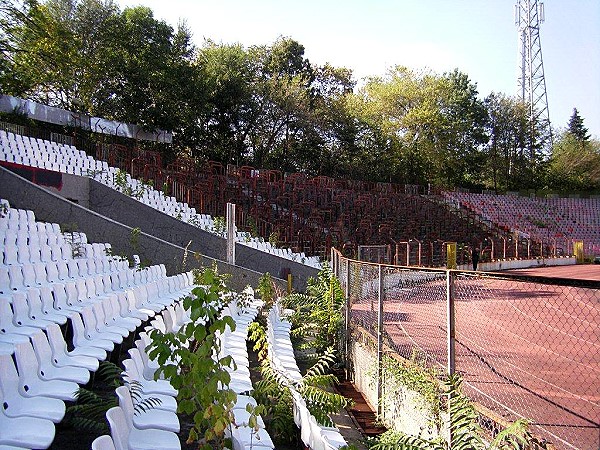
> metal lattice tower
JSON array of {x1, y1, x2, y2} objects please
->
[{"x1": 515, "y1": 0, "x2": 552, "y2": 147}]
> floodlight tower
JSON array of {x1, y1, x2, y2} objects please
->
[{"x1": 515, "y1": 0, "x2": 552, "y2": 149}]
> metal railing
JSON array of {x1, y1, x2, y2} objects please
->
[{"x1": 331, "y1": 248, "x2": 600, "y2": 450}]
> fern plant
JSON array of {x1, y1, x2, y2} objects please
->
[
  {"x1": 67, "y1": 361, "x2": 160, "y2": 433},
  {"x1": 369, "y1": 374, "x2": 531, "y2": 450},
  {"x1": 283, "y1": 263, "x2": 345, "y2": 358},
  {"x1": 251, "y1": 347, "x2": 352, "y2": 444}
]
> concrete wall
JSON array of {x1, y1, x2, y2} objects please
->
[
  {"x1": 44, "y1": 172, "x2": 91, "y2": 208},
  {"x1": 235, "y1": 244, "x2": 319, "y2": 291},
  {"x1": 350, "y1": 337, "x2": 440, "y2": 439},
  {"x1": 0, "y1": 166, "x2": 281, "y2": 292},
  {"x1": 87, "y1": 181, "x2": 319, "y2": 291},
  {"x1": 457, "y1": 256, "x2": 576, "y2": 272}
]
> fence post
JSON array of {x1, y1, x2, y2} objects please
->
[
  {"x1": 226, "y1": 203, "x2": 235, "y2": 265},
  {"x1": 446, "y1": 269, "x2": 456, "y2": 376},
  {"x1": 377, "y1": 264, "x2": 384, "y2": 417},
  {"x1": 446, "y1": 269, "x2": 456, "y2": 450},
  {"x1": 345, "y1": 258, "x2": 351, "y2": 378}
]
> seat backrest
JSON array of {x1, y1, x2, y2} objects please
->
[
  {"x1": 0, "y1": 297, "x2": 17, "y2": 330},
  {"x1": 45, "y1": 322, "x2": 68, "y2": 356},
  {"x1": 39, "y1": 285, "x2": 57, "y2": 315},
  {"x1": 11, "y1": 292, "x2": 32, "y2": 326},
  {"x1": 14, "y1": 340, "x2": 40, "y2": 387},
  {"x1": 8, "y1": 264, "x2": 24, "y2": 291},
  {"x1": 106, "y1": 406, "x2": 129, "y2": 450},
  {"x1": 26, "y1": 288, "x2": 45, "y2": 319},
  {"x1": 30, "y1": 329, "x2": 54, "y2": 371},
  {"x1": 91, "y1": 435, "x2": 117, "y2": 450},
  {"x1": 0, "y1": 352, "x2": 20, "y2": 396},
  {"x1": 115, "y1": 386, "x2": 135, "y2": 429},
  {"x1": 126, "y1": 348, "x2": 145, "y2": 379},
  {"x1": 0, "y1": 266, "x2": 10, "y2": 294}
]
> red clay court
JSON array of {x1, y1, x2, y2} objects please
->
[
  {"x1": 506, "y1": 263, "x2": 600, "y2": 281},
  {"x1": 356, "y1": 262, "x2": 600, "y2": 450}
]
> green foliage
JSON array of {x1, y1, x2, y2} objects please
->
[
  {"x1": 567, "y1": 108, "x2": 591, "y2": 143},
  {"x1": 381, "y1": 354, "x2": 441, "y2": 418},
  {"x1": 212, "y1": 216, "x2": 226, "y2": 236},
  {"x1": 483, "y1": 92, "x2": 550, "y2": 192},
  {"x1": 547, "y1": 131, "x2": 600, "y2": 192},
  {"x1": 268, "y1": 231, "x2": 280, "y2": 248},
  {"x1": 147, "y1": 265, "x2": 237, "y2": 448},
  {"x1": 368, "y1": 374, "x2": 531, "y2": 450},
  {"x1": 256, "y1": 272, "x2": 277, "y2": 309},
  {"x1": 67, "y1": 361, "x2": 161, "y2": 433},
  {"x1": 1, "y1": 1, "x2": 564, "y2": 190},
  {"x1": 283, "y1": 263, "x2": 345, "y2": 358},
  {"x1": 246, "y1": 217, "x2": 259, "y2": 238},
  {"x1": 113, "y1": 170, "x2": 153, "y2": 199},
  {"x1": 252, "y1": 349, "x2": 352, "y2": 443},
  {"x1": 248, "y1": 321, "x2": 269, "y2": 361}
]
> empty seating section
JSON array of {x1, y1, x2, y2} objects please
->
[
  {"x1": 0, "y1": 131, "x2": 107, "y2": 175},
  {"x1": 0, "y1": 199, "x2": 202, "y2": 449},
  {"x1": 267, "y1": 302, "x2": 348, "y2": 449},
  {"x1": 443, "y1": 191, "x2": 600, "y2": 256},
  {"x1": 0, "y1": 200, "x2": 281, "y2": 449},
  {"x1": 0, "y1": 129, "x2": 321, "y2": 269}
]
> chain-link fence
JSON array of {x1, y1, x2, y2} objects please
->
[{"x1": 332, "y1": 249, "x2": 600, "y2": 450}]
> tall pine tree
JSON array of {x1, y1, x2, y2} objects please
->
[{"x1": 567, "y1": 108, "x2": 591, "y2": 143}]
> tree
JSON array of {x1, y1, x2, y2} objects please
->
[
  {"x1": 567, "y1": 108, "x2": 591, "y2": 143},
  {"x1": 483, "y1": 93, "x2": 548, "y2": 191},
  {"x1": 547, "y1": 131, "x2": 600, "y2": 192},
  {"x1": 347, "y1": 66, "x2": 488, "y2": 187},
  {"x1": 1, "y1": 0, "x2": 197, "y2": 133}
]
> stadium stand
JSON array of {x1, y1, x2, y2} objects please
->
[
  {"x1": 442, "y1": 191, "x2": 600, "y2": 257},
  {"x1": 0, "y1": 129, "x2": 321, "y2": 269},
  {"x1": 0, "y1": 199, "x2": 278, "y2": 449}
]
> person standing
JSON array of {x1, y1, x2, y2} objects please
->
[{"x1": 472, "y1": 246, "x2": 480, "y2": 271}]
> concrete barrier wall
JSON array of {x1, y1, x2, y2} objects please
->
[
  {"x1": 0, "y1": 166, "x2": 283, "y2": 292},
  {"x1": 87, "y1": 181, "x2": 319, "y2": 291},
  {"x1": 457, "y1": 256, "x2": 576, "y2": 272},
  {"x1": 350, "y1": 337, "x2": 440, "y2": 439}
]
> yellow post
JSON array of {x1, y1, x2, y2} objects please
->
[
  {"x1": 446, "y1": 242, "x2": 457, "y2": 269},
  {"x1": 573, "y1": 240, "x2": 584, "y2": 264},
  {"x1": 287, "y1": 273, "x2": 293, "y2": 294}
]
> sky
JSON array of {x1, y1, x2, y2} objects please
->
[{"x1": 115, "y1": 0, "x2": 600, "y2": 138}]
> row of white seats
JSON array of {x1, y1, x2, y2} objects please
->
[
  {"x1": 0, "y1": 257, "x2": 131, "y2": 296},
  {"x1": 1, "y1": 150, "x2": 108, "y2": 176},
  {"x1": 1, "y1": 206, "x2": 35, "y2": 224},
  {"x1": 2, "y1": 242, "x2": 74, "y2": 266},
  {"x1": 0, "y1": 270, "x2": 195, "y2": 448},
  {"x1": 1, "y1": 227, "x2": 66, "y2": 246},
  {"x1": 266, "y1": 303, "x2": 348, "y2": 450},
  {"x1": 1, "y1": 267, "x2": 192, "y2": 348},
  {"x1": 219, "y1": 292, "x2": 274, "y2": 450},
  {"x1": 0, "y1": 333, "x2": 88, "y2": 449},
  {"x1": 239, "y1": 235, "x2": 322, "y2": 269},
  {"x1": 267, "y1": 304, "x2": 301, "y2": 383},
  {"x1": 1, "y1": 131, "x2": 82, "y2": 157}
]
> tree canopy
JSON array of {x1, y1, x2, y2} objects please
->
[{"x1": 1, "y1": 0, "x2": 597, "y2": 193}]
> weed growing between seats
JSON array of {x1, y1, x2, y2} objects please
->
[
  {"x1": 65, "y1": 361, "x2": 161, "y2": 433},
  {"x1": 282, "y1": 263, "x2": 345, "y2": 358},
  {"x1": 248, "y1": 266, "x2": 357, "y2": 448},
  {"x1": 148, "y1": 265, "x2": 238, "y2": 449}
]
